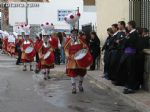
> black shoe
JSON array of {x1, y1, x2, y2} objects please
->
[
  {"x1": 23, "y1": 68, "x2": 27, "y2": 71},
  {"x1": 30, "y1": 69, "x2": 33, "y2": 71},
  {"x1": 43, "y1": 72, "x2": 46, "y2": 75},
  {"x1": 44, "y1": 76, "x2": 48, "y2": 80},
  {"x1": 35, "y1": 69, "x2": 40, "y2": 74},
  {"x1": 102, "y1": 75, "x2": 110, "y2": 80},
  {"x1": 16, "y1": 63, "x2": 20, "y2": 65},
  {"x1": 113, "y1": 82, "x2": 124, "y2": 86},
  {"x1": 88, "y1": 69, "x2": 94, "y2": 71},
  {"x1": 47, "y1": 75, "x2": 51, "y2": 79},
  {"x1": 78, "y1": 85, "x2": 84, "y2": 92},
  {"x1": 123, "y1": 88, "x2": 135, "y2": 94}
]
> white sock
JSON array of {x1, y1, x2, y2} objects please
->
[{"x1": 79, "y1": 76, "x2": 84, "y2": 83}]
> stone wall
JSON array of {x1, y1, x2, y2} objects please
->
[
  {"x1": 143, "y1": 49, "x2": 150, "y2": 92},
  {"x1": 96, "y1": 0, "x2": 129, "y2": 43}
]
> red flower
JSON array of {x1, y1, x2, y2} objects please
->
[
  {"x1": 77, "y1": 13, "x2": 81, "y2": 17},
  {"x1": 46, "y1": 22, "x2": 49, "y2": 25},
  {"x1": 21, "y1": 25, "x2": 24, "y2": 28},
  {"x1": 70, "y1": 15, "x2": 74, "y2": 19}
]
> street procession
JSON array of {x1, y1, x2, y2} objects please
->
[
  {"x1": 0, "y1": 10, "x2": 95, "y2": 94},
  {"x1": 0, "y1": 0, "x2": 150, "y2": 112}
]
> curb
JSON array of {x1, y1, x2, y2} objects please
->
[
  {"x1": 0, "y1": 59, "x2": 16, "y2": 62},
  {"x1": 86, "y1": 74, "x2": 150, "y2": 112}
]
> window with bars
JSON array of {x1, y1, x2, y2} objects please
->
[{"x1": 129, "y1": 0, "x2": 150, "y2": 33}]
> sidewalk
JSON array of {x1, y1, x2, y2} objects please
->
[
  {"x1": 52, "y1": 65, "x2": 150, "y2": 112},
  {"x1": 87, "y1": 70, "x2": 150, "y2": 112}
]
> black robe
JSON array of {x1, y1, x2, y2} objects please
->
[
  {"x1": 102, "y1": 36, "x2": 112, "y2": 75},
  {"x1": 120, "y1": 30, "x2": 139, "y2": 90},
  {"x1": 136, "y1": 36, "x2": 150, "y2": 87},
  {"x1": 108, "y1": 31, "x2": 126, "y2": 81}
]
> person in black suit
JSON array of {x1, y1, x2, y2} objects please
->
[
  {"x1": 108, "y1": 24, "x2": 121, "y2": 82},
  {"x1": 112, "y1": 21, "x2": 127, "y2": 86},
  {"x1": 102, "y1": 27, "x2": 114, "y2": 79},
  {"x1": 136, "y1": 28, "x2": 150, "y2": 88},
  {"x1": 141, "y1": 28, "x2": 150, "y2": 48},
  {"x1": 121, "y1": 21, "x2": 139, "y2": 94}
]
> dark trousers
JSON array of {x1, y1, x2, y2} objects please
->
[
  {"x1": 90, "y1": 52, "x2": 99, "y2": 70},
  {"x1": 16, "y1": 50, "x2": 22, "y2": 64},
  {"x1": 135, "y1": 52, "x2": 145, "y2": 87},
  {"x1": 36, "y1": 53, "x2": 39, "y2": 63},
  {"x1": 108, "y1": 50, "x2": 122, "y2": 81},
  {"x1": 116, "y1": 54, "x2": 128, "y2": 84},
  {"x1": 104, "y1": 50, "x2": 110, "y2": 75},
  {"x1": 122, "y1": 53, "x2": 139, "y2": 90},
  {"x1": 54, "y1": 49, "x2": 60, "y2": 65}
]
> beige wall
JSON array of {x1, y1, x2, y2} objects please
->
[{"x1": 96, "y1": 0, "x2": 129, "y2": 43}]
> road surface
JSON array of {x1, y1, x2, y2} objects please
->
[{"x1": 0, "y1": 53, "x2": 139, "y2": 112}]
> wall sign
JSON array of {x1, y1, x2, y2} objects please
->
[{"x1": 57, "y1": 10, "x2": 73, "y2": 21}]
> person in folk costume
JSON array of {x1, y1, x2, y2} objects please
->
[
  {"x1": 37, "y1": 22, "x2": 56, "y2": 80},
  {"x1": 0, "y1": 34, "x2": 2, "y2": 50},
  {"x1": 20, "y1": 24, "x2": 34, "y2": 71},
  {"x1": 34, "y1": 33, "x2": 43, "y2": 73},
  {"x1": 64, "y1": 29, "x2": 88, "y2": 94},
  {"x1": 6, "y1": 34, "x2": 11, "y2": 55},
  {"x1": 9, "y1": 33, "x2": 16, "y2": 57},
  {"x1": 2, "y1": 31, "x2": 9, "y2": 54},
  {"x1": 16, "y1": 27, "x2": 24, "y2": 65}
]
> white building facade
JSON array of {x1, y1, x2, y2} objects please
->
[{"x1": 9, "y1": 0, "x2": 96, "y2": 31}]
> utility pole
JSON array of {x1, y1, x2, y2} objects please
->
[
  {"x1": 26, "y1": 0, "x2": 28, "y2": 24},
  {"x1": 77, "y1": 7, "x2": 79, "y2": 30}
]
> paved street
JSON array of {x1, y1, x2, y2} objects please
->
[{"x1": 0, "y1": 53, "x2": 139, "y2": 112}]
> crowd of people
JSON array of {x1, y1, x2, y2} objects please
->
[
  {"x1": 1, "y1": 20, "x2": 150, "y2": 94},
  {"x1": 102, "y1": 20, "x2": 150, "y2": 94},
  {"x1": 0, "y1": 22, "x2": 101, "y2": 94}
]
